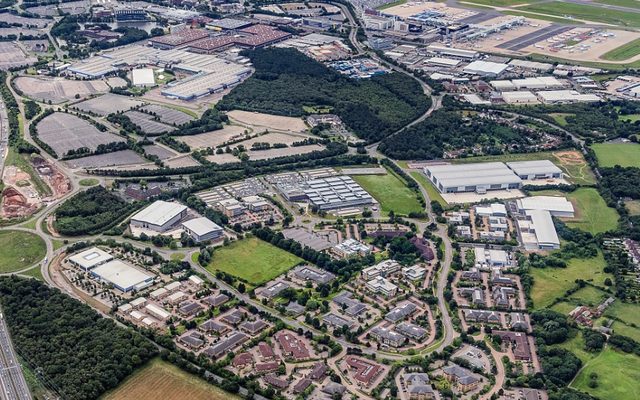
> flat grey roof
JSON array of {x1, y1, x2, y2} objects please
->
[
  {"x1": 131, "y1": 200, "x2": 187, "y2": 227},
  {"x1": 506, "y1": 160, "x2": 562, "y2": 176},
  {"x1": 425, "y1": 162, "x2": 521, "y2": 188}
]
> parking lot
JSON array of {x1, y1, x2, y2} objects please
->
[
  {"x1": 73, "y1": 93, "x2": 145, "y2": 116},
  {"x1": 124, "y1": 111, "x2": 176, "y2": 135}
]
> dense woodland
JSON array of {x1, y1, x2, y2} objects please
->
[
  {"x1": 217, "y1": 48, "x2": 429, "y2": 142},
  {"x1": 54, "y1": 186, "x2": 143, "y2": 235},
  {"x1": 600, "y1": 166, "x2": 640, "y2": 200},
  {"x1": 509, "y1": 101, "x2": 640, "y2": 140},
  {"x1": 0, "y1": 277, "x2": 157, "y2": 400},
  {"x1": 378, "y1": 109, "x2": 539, "y2": 159}
]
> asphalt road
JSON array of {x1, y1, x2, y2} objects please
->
[{"x1": 0, "y1": 309, "x2": 31, "y2": 400}]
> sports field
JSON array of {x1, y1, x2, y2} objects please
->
[
  {"x1": 602, "y1": 38, "x2": 640, "y2": 61},
  {"x1": 530, "y1": 253, "x2": 610, "y2": 308},
  {"x1": 206, "y1": 237, "x2": 302, "y2": 285},
  {"x1": 102, "y1": 358, "x2": 239, "y2": 400},
  {"x1": 572, "y1": 348, "x2": 640, "y2": 400},
  {"x1": 591, "y1": 143, "x2": 640, "y2": 168},
  {"x1": 534, "y1": 188, "x2": 619, "y2": 234},
  {"x1": 353, "y1": 172, "x2": 423, "y2": 216},
  {"x1": 518, "y1": 2, "x2": 640, "y2": 27},
  {"x1": 0, "y1": 230, "x2": 46, "y2": 273}
]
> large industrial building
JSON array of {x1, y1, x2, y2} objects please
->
[
  {"x1": 515, "y1": 195, "x2": 575, "y2": 250},
  {"x1": 130, "y1": 200, "x2": 188, "y2": 232},
  {"x1": 424, "y1": 162, "x2": 522, "y2": 194},
  {"x1": 462, "y1": 60, "x2": 509, "y2": 77},
  {"x1": 506, "y1": 160, "x2": 563, "y2": 181},
  {"x1": 69, "y1": 247, "x2": 114, "y2": 271},
  {"x1": 90, "y1": 260, "x2": 155, "y2": 292},
  {"x1": 303, "y1": 176, "x2": 375, "y2": 211},
  {"x1": 181, "y1": 217, "x2": 224, "y2": 243},
  {"x1": 425, "y1": 160, "x2": 565, "y2": 194}
]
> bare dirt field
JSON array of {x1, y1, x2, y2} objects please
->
[
  {"x1": 228, "y1": 110, "x2": 308, "y2": 132},
  {"x1": 1, "y1": 166, "x2": 40, "y2": 218},
  {"x1": 205, "y1": 152, "x2": 240, "y2": 164},
  {"x1": 180, "y1": 125, "x2": 249, "y2": 149},
  {"x1": 164, "y1": 155, "x2": 200, "y2": 168},
  {"x1": 73, "y1": 93, "x2": 145, "y2": 116},
  {"x1": 0, "y1": 42, "x2": 37, "y2": 70},
  {"x1": 247, "y1": 144, "x2": 324, "y2": 160},
  {"x1": 37, "y1": 112, "x2": 125, "y2": 156},
  {"x1": 31, "y1": 156, "x2": 70, "y2": 199},
  {"x1": 64, "y1": 150, "x2": 147, "y2": 169},
  {"x1": 15, "y1": 76, "x2": 111, "y2": 104}
]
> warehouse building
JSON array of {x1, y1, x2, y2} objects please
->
[
  {"x1": 303, "y1": 176, "x2": 375, "y2": 211},
  {"x1": 181, "y1": 217, "x2": 224, "y2": 243},
  {"x1": 91, "y1": 260, "x2": 155, "y2": 292},
  {"x1": 69, "y1": 247, "x2": 114, "y2": 271},
  {"x1": 516, "y1": 196, "x2": 575, "y2": 218},
  {"x1": 537, "y1": 90, "x2": 601, "y2": 104},
  {"x1": 501, "y1": 91, "x2": 539, "y2": 104},
  {"x1": 130, "y1": 200, "x2": 188, "y2": 232},
  {"x1": 424, "y1": 163, "x2": 522, "y2": 194},
  {"x1": 506, "y1": 160, "x2": 563, "y2": 181},
  {"x1": 132, "y1": 68, "x2": 156, "y2": 87},
  {"x1": 426, "y1": 45, "x2": 477, "y2": 59},
  {"x1": 425, "y1": 57, "x2": 461, "y2": 68},
  {"x1": 463, "y1": 60, "x2": 509, "y2": 77},
  {"x1": 517, "y1": 209, "x2": 560, "y2": 250}
]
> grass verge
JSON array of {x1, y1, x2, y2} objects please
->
[{"x1": 0, "y1": 230, "x2": 46, "y2": 273}]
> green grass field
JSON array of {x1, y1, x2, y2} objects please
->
[
  {"x1": 79, "y1": 178, "x2": 99, "y2": 187},
  {"x1": 572, "y1": 347, "x2": 640, "y2": 400},
  {"x1": 533, "y1": 188, "x2": 619, "y2": 234},
  {"x1": 619, "y1": 114, "x2": 640, "y2": 122},
  {"x1": 410, "y1": 171, "x2": 447, "y2": 208},
  {"x1": 596, "y1": 0, "x2": 640, "y2": 8},
  {"x1": 19, "y1": 266, "x2": 43, "y2": 281},
  {"x1": 565, "y1": 285, "x2": 609, "y2": 307},
  {"x1": 451, "y1": 150, "x2": 596, "y2": 185},
  {"x1": 556, "y1": 333, "x2": 599, "y2": 363},
  {"x1": 530, "y1": 253, "x2": 610, "y2": 308},
  {"x1": 102, "y1": 358, "x2": 239, "y2": 400},
  {"x1": 591, "y1": 143, "x2": 640, "y2": 168},
  {"x1": 549, "y1": 113, "x2": 574, "y2": 126},
  {"x1": 353, "y1": 172, "x2": 423, "y2": 216},
  {"x1": 604, "y1": 301, "x2": 640, "y2": 328},
  {"x1": 518, "y1": 2, "x2": 640, "y2": 27},
  {"x1": 602, "y1": 38, "x2": 640, "y2": 61},
  {"x1": 0, "y1": 231, "x2": 46, "y2": 273},
  {"x1": 461, "y1": 0, "x2": 539, "y2": 6},
  {"x1": 206, "y1": 237, "x2": 302, "y2": 285}
]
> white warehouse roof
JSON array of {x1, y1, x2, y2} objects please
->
[
  {"x1": 69, "y1": 247, "x2": 113, "y2": 269},
  {"x1": 501, "y1": 91, "x2": 539, "y2": 104},
  {"x1": 425, "y1": 162, "x2": 521, "y2": 189},
  {"x1": 426, "y1": 57, "x2": 460, "y2": 67},
  {"x1": 131, "y1": 200, "x2": 187, "y2": 227},
  {"x1": 525, "y1": 209, "x2": 560, "y2": 248},
  {"x1": 463, "y1": 60, "x2": 509, "y2": 76},
  {"x1": 537, "y1": 90, "x2": 601, "y2": 103},
  {"x1": 182, "y1": 217, "x2": 222, "y2": 236},
  {"x1": 517, "y1": 196, "x2": 574, "y2": 216},
  {"x1": 506, "y1": 160, "x2": 562, "y2": 176},
  {"x1": 91, "y1": 260, "x2": 155, "y2": 291},
  {"x1": 132, "y1": 68, "x2": 155, "y2": 86},
  {"x1": 491, "y1": 80, "x2": 516, "y2": 90}
]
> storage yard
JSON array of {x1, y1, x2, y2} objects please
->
[
  {"x1": 0, "y1": 42, "x2": 38, "y2": 70},
  {"x1": 14, "y1": 76, "x2": 120, "y2": 104},
  {"x1": 73, "y1": 93, "x2": 145, "y2": 116},
  {"x1": 36, "y1": 112, "x2": 125, "y2": 156}
]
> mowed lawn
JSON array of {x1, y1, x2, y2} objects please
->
[
  {"x1": 603, "y1": 38, "x2": 640, "y2": 61},
  {"x1": 410, "y1": 171, "x2": 447, "y2": 208},
  {"x1": 0, "y1": 231, "x2": 46, "y2": 273},
  {"x1": 518, "y1": 2, "x2": 640, "y2": 27},
  {"x1": 591, "y1": 143, "x2": 640, "y2": 168},
  {"x1": 534, "y1": 188, "x2": 619, "y2": 234},
  {"x1": 353, "y1": 172, "x2": 423, "y2": 216},
  {"x1": 572, "y1": 347, "x2": 640, "y2": 400},
  {"x1": 530, "y1": 253, "x2": 610, "y2": 308},
  {"x1": 102, "y1": 358, "x2": 239, "y2": 400},
  {"x1": 206, "y1": 237, "x2": 302, "y2": 285}
]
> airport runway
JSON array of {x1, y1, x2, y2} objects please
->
[{"x1": 0, "y1": 310, "x2": 31, "y2": 400}]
